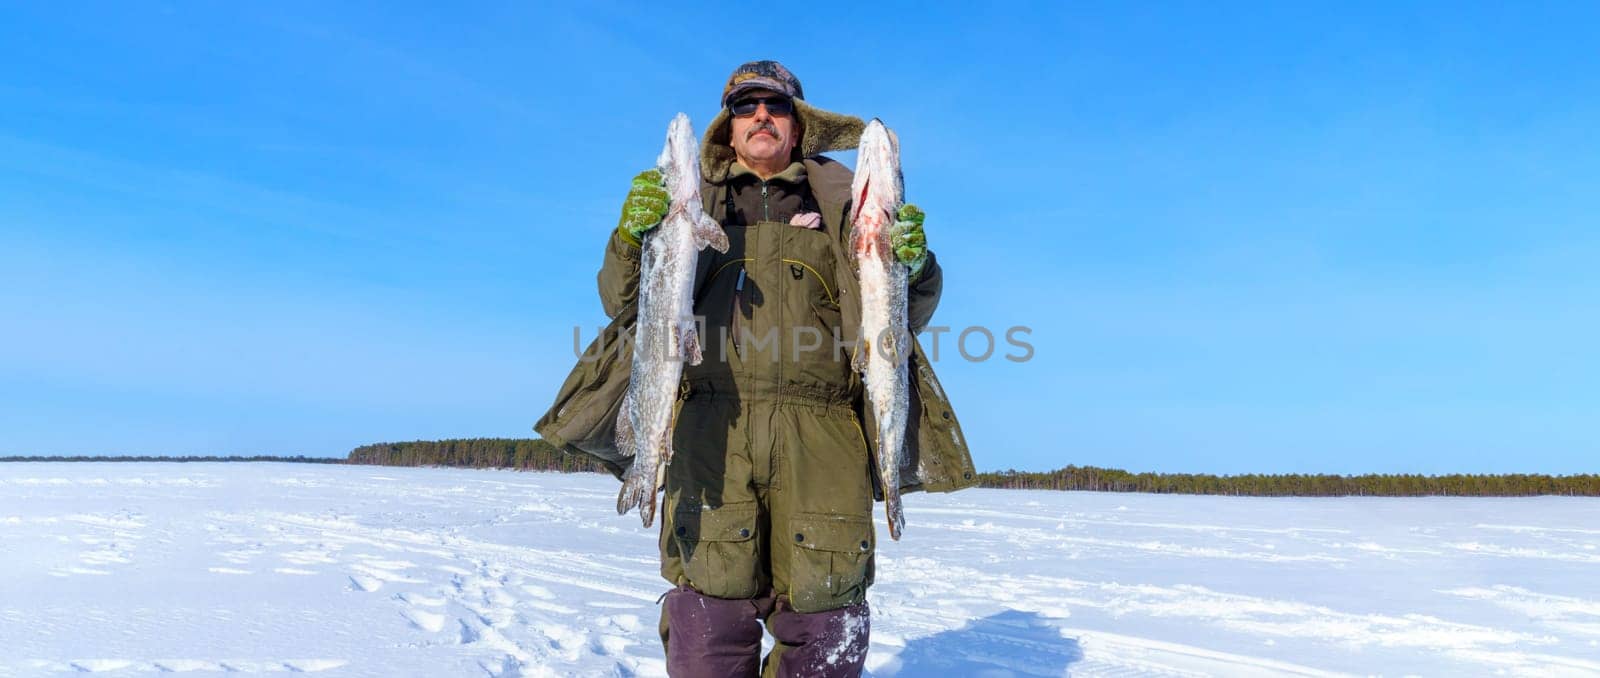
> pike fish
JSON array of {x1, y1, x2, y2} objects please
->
[
  {"x1": 615, "y1": 113, "x2": 729, "y2": 527},
  {"x1": 849, "y1": 119, "x2": 911, "y2": 541}
]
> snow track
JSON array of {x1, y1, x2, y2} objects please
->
[{"x1": 1, "y1": 463, "x2": 1597, "y2": 676}]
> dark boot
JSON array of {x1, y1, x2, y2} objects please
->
[
  {"x1": 660, "y1": 585, "x2": 764, "y2": 678},
  {"x1": 762, "y1": 596, "x2": 870, "y2": 678}
]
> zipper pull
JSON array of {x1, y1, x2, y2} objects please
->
[{"x1": 731, "y1": 268, "x2": 748, "y2": 358}]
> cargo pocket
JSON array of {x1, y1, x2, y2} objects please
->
[
  {"x1": 788, "y1": 512, "x2": 874, "y2": 614},
  {"x1": 672, "y1": 502, "x2": 760, "y2": 599}
]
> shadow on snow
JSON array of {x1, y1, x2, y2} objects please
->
[{"x1": 871, "y1": 609, "x2": 1083, "y2": 677}]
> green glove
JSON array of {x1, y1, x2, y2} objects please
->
[
  {"x1": 617, "y1": 169, "x2": 669, "y2": 247},
  {"x1": 890, "y1": 203, "x2": 929, "y2": 277}
]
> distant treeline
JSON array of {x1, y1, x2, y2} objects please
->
[
  {"x1": 341, "y1": 439, "x2": 1598, "y2": 497},
  {"x1": 0, "y1": 455, "x2": 343, "y2": 463},
  {"x1": 11, "y1": 443, "x2": 1590, "y2": 497},
  {"x1": 347, "y1": 438, "x2": 609, "y2": 474},
  {"x1": 978, "y1": 466, "x2": 1600, "y2": 497}
]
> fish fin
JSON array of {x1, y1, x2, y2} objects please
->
[
  {"x1": 658, "y1": 435, "x2": 675, "y2": 484},
  {"x1": 695, "y1": 213, "x2": 730, "y2": 254},
  {"x1": 851, "y1": 338, "x2": 869, "y2": 373},
  {"x1": 679, "y1": 321, "x2": 703, "y2": 366},
  {"x1": 614, "y1": 391, "x2": 637, "y2": 458},
  {"x1": 888, "y1": 327, "x2": 910, "y2": 362}
]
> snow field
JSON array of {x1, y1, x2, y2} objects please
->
[{"x1": 1, "y1": 463, "x2": 1598, "y2": 677}]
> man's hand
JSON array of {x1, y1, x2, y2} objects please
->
[
  {"x1": 891, "y1": 203, "x2": 929, "y2": 277},
  {"x1": 617, "y1": 169, "x2": 669, "y2": 247}
]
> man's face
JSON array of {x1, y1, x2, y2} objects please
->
[{"x1": 728, "y1": 88, "x2": 799, "y2": 169}]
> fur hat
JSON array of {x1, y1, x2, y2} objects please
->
[{"x1": 701, "y1": 60, "x2": 865, "y2": 183}]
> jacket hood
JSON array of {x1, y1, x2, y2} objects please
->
[{"x1": 700, "y1": 99, "x2": 866, "y2": 183}]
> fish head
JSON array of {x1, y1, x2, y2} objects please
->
[
  {"x1": 657, "y1": 113, "x2": 704, "y2": 206},
  {"x1": 849, "y1": 119, "x2": 905, "y2": 243}
]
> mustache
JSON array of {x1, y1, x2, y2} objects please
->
[{"x1": 746, "y1": 122, "x2": 781, "y2": 140}]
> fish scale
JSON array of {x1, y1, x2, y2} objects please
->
[{"x1": 614, "y1": 114, "x2": 729, "y2": 527}]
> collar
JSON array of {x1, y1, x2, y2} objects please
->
[{"x1": 727, "y1": 160, "x2": 807, "y2": 184}]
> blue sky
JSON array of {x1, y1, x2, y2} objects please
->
[{"x1": 3, "y1": 3, "x2": 1598, "y2": 474}]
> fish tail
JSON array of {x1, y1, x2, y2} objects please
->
[
  {"x1": 616, "y1": 468, "x2": 639, "y2": 515},
  {"x1": 880, "y1": 423, "x2": 904, "y2": 540},
  {"x1": 616, "y1": 466, "x2": 659, "y2": 527},
  {"x1": 884, "y1": 485, "x2": 904, "y2": 541},
  {"x1": 639, "y1": 489, "x2": 657, "y2": 527}
]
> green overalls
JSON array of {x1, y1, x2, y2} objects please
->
[{"x1": 659, "y1": 162, "x2": 876, "y2": 616}]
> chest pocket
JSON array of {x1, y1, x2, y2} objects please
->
[{"x1": 779, "y1": 223, "x2": 841, "y2": 324}]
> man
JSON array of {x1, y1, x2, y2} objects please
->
[{"x1": 537, "y1": 60, "x2": 976, "y2": 678}]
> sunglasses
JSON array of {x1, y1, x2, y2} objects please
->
[{"x1": 728, "y1": 96, "x2": 794, "y2": 117}]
